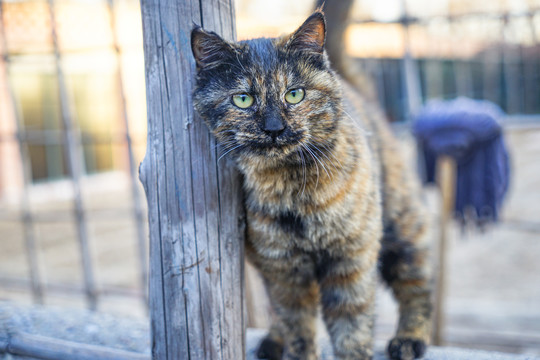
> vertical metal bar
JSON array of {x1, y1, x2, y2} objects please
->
[
  {"x1": 47, "y1": 0, "x2": 97, "y2": 310},
  {"x1": 373, "y1": 59, "x2": 388, "y2": 111},
  {"x1": 0, "y1": 0, "x2": 43, "y2": 304},
  {"x1": 106, "y1": 0, "x2": 148, "y2": 309},
  {"x1": 501, "y1": 14, "x2": 522, "y2": 114},
  {"x1": 451, "y1": 20, "x2": 473, "y2": 98},
  {"x1": 453, "y1": 59, "x2": 473, "y2": 98},
  {"x1": 525, "y1": 10, "x2": 539, "y2": 113},
  {"x1": 424, "y1": 18, "x2": 444, "y2": 100},
  {"x1": 482, "y1": 17, "x2": 503, "y2": 104},
  {"x1": 528, "y1": 11, "x2": 539, "y2": 44},
  {"x1": 400, "y1": 0, "x2": 422, "y2": 121}
]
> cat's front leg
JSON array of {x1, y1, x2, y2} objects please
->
[
  {"x1": 257, "y1": 254, "x2": 320, "y2": 360},
  {"x1": 379, "y1": 235, "x2": 432, "y2": 360},
  {"x1": 319, "y1": 255, "x2": 378, "y2": 360}
]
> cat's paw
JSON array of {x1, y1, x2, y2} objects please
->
[
  {"x1": 257, "y1": 336, "x2": 284, "y2": 360},
  {"x1": 387, "y1": 337, "x2": 426, "y2": 360}
]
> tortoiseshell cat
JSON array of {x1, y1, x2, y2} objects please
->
[{"x1": 191, "y1": 11, "x2": 432, "y2": 360}]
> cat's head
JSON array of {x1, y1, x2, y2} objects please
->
[{"x1": 191, "y1": 11, "x2": 341, "y2": 165}]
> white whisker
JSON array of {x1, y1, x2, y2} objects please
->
[
  {"x1": 305, "y1": 143, "x2": 330, "y2": 180},
  {"x1": 338, "y1": 106, "x2": 371, "y2": 136},
  {"x1": 316, "y1": 141, "x2": 342, "y2": 168},
  {"x1": 296, "y1": 148, "x2": 307, "y2": 198},
  {"x1": 301, "y1": 143, "x2": 320, "y2": 188},
  {"x1": 309, "y1": 142, "x2": 338, "y2": 174},
  {"x1": 212, "y1": 140, "x2": 236, "y2": 151},
  {"x1": 218, "y1": 143, "x2": 243, "y2": 162}
]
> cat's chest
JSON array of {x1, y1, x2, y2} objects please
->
[{"x1": 244, "y1": 182, "x2": 357, "y2": 251}]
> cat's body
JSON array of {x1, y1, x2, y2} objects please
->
[{"x1": 191, "y1": 12, "x2": 432, "y2": 360}]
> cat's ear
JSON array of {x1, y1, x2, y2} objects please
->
[
  {"x1": 286, "y1": 11, "x2": 326, "y2": 53},
  {"x1": 191, "y1": 26, "x2": 235, "y2": 68}
]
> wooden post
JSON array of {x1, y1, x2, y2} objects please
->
[
  {"x1": 315, "y1": 0, "x2": 354, "y2": 75},
  {"x1": 138, "y1": 1, "x2": 245, "y2": 360},
  {"x1": 315, "y1": 0, "x2": 376, "y2": 99},
  {"x1": 433, "y1": 156, "x2": 456, "y2": 346}
]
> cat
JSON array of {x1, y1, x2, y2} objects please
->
[{"x1": 191, "y1": 11, "x2": 432, "y2": 360}]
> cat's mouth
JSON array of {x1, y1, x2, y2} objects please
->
[{"x1": 241, "y1": 131, "x2": 305, "y2": 157}]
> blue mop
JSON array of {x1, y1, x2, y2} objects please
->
[{"x1": 414, "y1": 97, "x2": 511, "y2": 227}]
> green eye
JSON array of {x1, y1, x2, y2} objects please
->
[
  {"x1": 284, "y1": 88, "x2": 305, "y2": 104},
  {"x1": 232, "y1": 93, "x2": 254, "y2": 108}
]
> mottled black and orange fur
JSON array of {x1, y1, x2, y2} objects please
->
[{"x1": 191, "y1": 11, "x2": 432, "y2": 360}]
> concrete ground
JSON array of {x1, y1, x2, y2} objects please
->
[
  {"x1": 0, "y1": 126, "x2": 539, "y2": 356},
  {"x1": 1, "y1": 304, "x2": 536, "y2": 360}
]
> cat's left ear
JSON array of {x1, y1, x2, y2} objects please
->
[
  {"x1": 286, "y1": 11, "x2": 326, "y2": 53},
  {"x1": 191, "y1": 26, "x2": 236, "y2": 69}
]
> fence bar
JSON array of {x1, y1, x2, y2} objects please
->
[
  {"x1": 524, "y1": 10, "x2": 540, "y2": 113},
  {"x1": 374, "y1": 60, "x2": 388, "y2": 110},
  {"x1": 453, "y1": 59, "x2": 473, "y2": 98},
  {"x1": 106, "y1": 0, "x2": 148, "y2": 309},
  {"x1": 501, "y1": 15, "x2": 523, "y2": 114},
  {"x1": 0, "y1": 275, "x2": 143, "y2": 298},
  {"x1": 0, "y1": 0, "x2": 43, "y2": 305},
  {"x1": 450, "y1": 20, "x2": 473, "y2": 98},
  {"x1": 0, "y1": 130, "x2": 145, "y2": 145},
  {"x1": 3, "y1": 332, "x2": 149, "y2": 360},
  {"x1": 351, "y1": 8, "x2": 540, "y2": 25},
  {"x1": 0, "y1": 209, "x2": 137, "y2": 223},
  {"x1": 482, "y1": 19, "x2": 503, "y2": 104},
  {"x1": 400, "y1": 0, "x2": 422, "y2": 120},
  {"x1": 47, "y1": 0, "x2": 97, "y2": 310}
]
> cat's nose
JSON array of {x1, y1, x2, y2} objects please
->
[{"x1": 263, "y1": 116, "x2": 286, "y2": 138}]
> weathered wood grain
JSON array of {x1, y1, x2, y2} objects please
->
[{"x1": 138, "y1": 1, "x2": 244, "y2": 359}]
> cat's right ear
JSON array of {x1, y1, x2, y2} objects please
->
[
  {"x1": 191, "y1": 26, "x2": 235, "y2": 69},
  {"x1": 286, "y1": 11, "x2": 326, "y2": 54}
]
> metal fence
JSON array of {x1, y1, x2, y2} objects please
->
[
  {"x1": 354, "y1": 7, "x2": 540, "y2": 122},
  {"x1": 0, "y1": 0, "x2": 539, "y2": 317},
  {"x1": 0, "y1": 0, "x2": 147, "y2": 313}
]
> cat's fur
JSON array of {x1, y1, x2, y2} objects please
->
[{"x1": 191, "y1": 11, "x2": 432, "y2": 360}]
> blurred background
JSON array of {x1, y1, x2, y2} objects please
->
[{"x1": 0, "y1": 0, "x2": 539, "y2": 356}]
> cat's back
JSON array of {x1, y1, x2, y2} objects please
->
[
  {"x1": 340, "y1": 78, "x2": 428, "y2": 240},
  {"x1": 340, "y1": 80, "x2": 398, "y2": 156}
]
